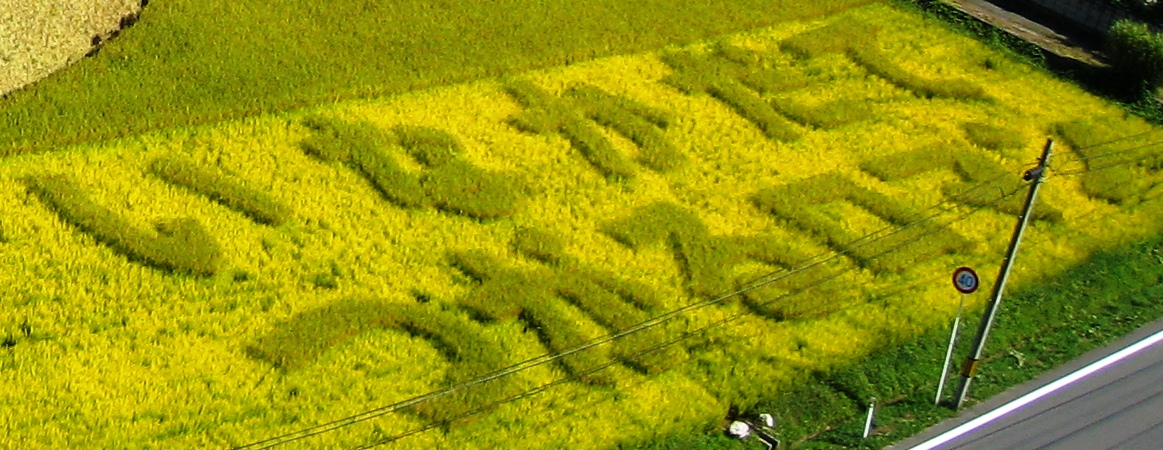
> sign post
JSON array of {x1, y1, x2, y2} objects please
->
[{"x1": 937, "y1": 267, "x2": 978, "y2": 405}]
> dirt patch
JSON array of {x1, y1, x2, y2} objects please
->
[{"x1": 0, "y1": 0, "x2": 145, "y2": 97}]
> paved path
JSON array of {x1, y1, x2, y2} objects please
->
[
  {"x1": 943, "y1": 0, "x2": 1107, "y2": 66},
  {"x1": 892, "y1": 317, "x2": 1163, "y2": 449}
]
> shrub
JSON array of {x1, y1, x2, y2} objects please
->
[
  {"x1": 150, "y1": 156, "x2": 291, "y2": 226},
  {"x1": 21, "y1": 173, "x2": 221, "y2": 276},
  {"x1": 1107, "y1": 20, "x2": 1163, "y2": 90},
  {"x1": 963, "y1": 122, "x2": 1024, "y2": 152}
]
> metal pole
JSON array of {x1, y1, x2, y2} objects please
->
[
  {"x1": 863, "y1": 397, "x2": 877, "y2": 438},
  {"x1": 935, "y1": 293, "x2": 966, "y2": 405},
  {"x1": 953, "y1": 139, "x2": 1053, "y2": 409}
]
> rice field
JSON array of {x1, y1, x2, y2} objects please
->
[{"x1": 0, "y1": 3, "x2": 1161, "y2": 449}]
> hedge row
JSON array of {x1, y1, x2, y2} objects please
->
[
  {"x1": 860, "y1": 144, "x2": 1063, "y2": 221},
  {"x1": 245, "y1": 298, "x2": 518, "y2": 424},
  {"x1": 21, "y1": 173, "x2": 222, "y2": 276},
  {"x1": 300, "y1": 116, "x2": 522, "y2": 219},
  {"x1": 753, "y1": 176, "x2": 971, "y2": 272},
  {"x1": 150, "y1": 156, "x2": 291, "y2": 226}
]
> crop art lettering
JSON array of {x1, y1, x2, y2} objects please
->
[
  {"x1": 504, "y1": 80, "x2": 684, "y2": 178},
  {"x1": 753, "y1": 175, "x2": 973, "y2": 273},
  {"x1": 246, "y1": 298, "x2": 519, "y2": 424},
  {"x1": 21, "y1": 173, "x2": 223, "y2": 276},
  {"x1": 300, "y1": 118, "x2": 523, "y2": 219}
]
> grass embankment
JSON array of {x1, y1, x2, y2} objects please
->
[
  {"x1": 636, "y1": 229, "x2": 1163, "y2": 449},
  {"x1": 0, "y1": 0, "x2": 872, "y2": 157}
]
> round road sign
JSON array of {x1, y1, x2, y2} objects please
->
[{"x1": 952, "y1": 267, "x2": 979, "y2": 294}]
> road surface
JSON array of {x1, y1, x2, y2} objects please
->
[{"x1": 893, "y1": 317, "x2": 1163, "y2": 449}]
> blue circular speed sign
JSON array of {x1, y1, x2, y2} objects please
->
[{"x1": 952, "y1": 267, "x2": 979, "y2": 294}]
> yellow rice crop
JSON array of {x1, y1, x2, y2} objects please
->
[{"x1": 0, "y1": 3, "x2": 1160, "y2": 449}]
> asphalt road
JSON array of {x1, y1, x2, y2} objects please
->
[{"x1": 893, "y1": 317, "x2": 1163, "y2": 450}]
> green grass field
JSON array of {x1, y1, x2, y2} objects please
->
[
  {"x1": 0, "y1": 0, "x2": 871, "y2": 157},
  {"x1": 2, "y1": 1, "x2": 1162, "y2": 449}
]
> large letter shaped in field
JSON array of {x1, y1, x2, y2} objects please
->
[
  {"x1": 300, "y1": 118, "x2": 523, "y2": 219},
  {"x1": 504, "y1": 80, "x2": 682, "y2": 178},
  {"x1": 861, "y1": 144, "x2": 1063, "y2": 222},
  {"x1": 1056, "y1": 118, "x2": 1163, "y2": 207},
  {"x1": 780, "y1": 20, "x2": 988, "y2": 101},
  {"x1": 601, "y1": 202, "x2": 851, "y2": 320},
  {"x1": 753, "y1": 176, "x2": 973, "y2": 273},
  {"x1": 149, "y1": 156, "x2": 292, "y2": 226},
  {"x1": 21, "y1": 173, "x2": 222, "y2": 276},
  {"x1": 661, "y1": 45, "x2": 803, "y2": 142},
  {"x1": 246, "y1": 298, "x2": 519, "y2": 424},
  {"x1": 451, "y1": 233, "x2": 686, "y2": 384}
]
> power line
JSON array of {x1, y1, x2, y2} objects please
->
[
  {"x1": 234, "y1": 169, "x2": 1031, "y2": 449},
  {"x1": 349, "y1": 182, "x2": 1031, "y2": 449}
]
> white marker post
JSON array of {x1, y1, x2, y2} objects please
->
[
  {"x1": 938, "y1": 267, "x2": 979, "y2": 405},
  {"x1": 863, "y1": 397, "x2": 877, "y2": 438}
]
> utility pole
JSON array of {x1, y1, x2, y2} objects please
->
[{"x1": 953, "y1": 139, "x2": 1053, "y2": 409}]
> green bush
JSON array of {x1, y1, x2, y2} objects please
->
[
  {"x1": 1107, "y1": 19, "x2": 1163, "y2": 89},
  {"x1": 21, "y1": 173, "x2": 222, "y2": 276},
  {"x1": 150, "y1": 156, "x2": 291, "y2": 226}
]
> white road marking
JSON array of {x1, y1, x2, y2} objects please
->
[{"x1": 910, "y1": 328, "x2": 1163, "y2": 450}]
